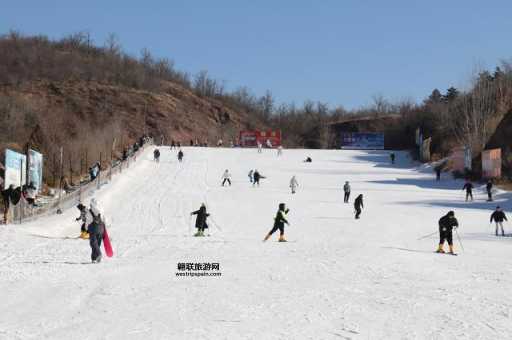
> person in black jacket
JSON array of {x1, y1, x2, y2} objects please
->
[
  {"x1": 390, "y1": 153, "x2": 395, "y2": 164},
  {"x1": 462, "y1": 180, "x2": 474, "y2": 201},
  {"x1": 191, "y1": 203, "x2": 209, "y2": 236},
  {"x1": 354, "y1": 194, "x2": 364, "y2": 219},
  {"x1": 153, "y1": 148, "x2": 161, "y2": 162},
  {"x1": 1, "y1": 184, "x2": 14, "y2": 224},
  {"x1": 490, "y1": 206, "x2": 508, "y2": 236},
  {"x1": 76, "y1": 203, "x2": 89, "y2": 239},
  {"x1": 263, "y1": 203, "x2": 290, "y2": 242},
  {"x1": 436, "y1": 211, "x2": 459, "y2": 254},
  {"x1": 252, "y1": 170, "x2": 265, "y2": 187},
  {"x1": 486, "y1": 180, "x2": 493, "y2": 202},
  {"x1": 178, "y1": 149, "x2": 184, "y2": 162}
]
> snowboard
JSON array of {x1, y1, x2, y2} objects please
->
[{"x1": 103, "y1": 226, "x2": 114, "y2": 257}]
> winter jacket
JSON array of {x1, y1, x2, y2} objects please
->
[
  {"x1": 462, "y1": 182, "x2": 473, "y2": 192},
  {"x1": 192, "y1": 206, "x2": 209, "y2": 229},
  {"x1": 438, "y1": 214, "x2": 459, "y2": 232},
  {"x1": 222, "y1": 171, "x2": 231, "y2": 180},
  {"x1": 274, "y1": 209, "x2": 289, "y2": 228},
  {"x1": 253, "y1": 171, "x2": 262, "y2": 181},
  {"x1": 290, "y1": 177, "x2": 298, "y2": 188},
  {"x1": 154, "y1": 149, "x2": 160, "y2": 158},
  {"x1": 354, "y1": 196, "x2": 363, "y2": 209},
  {"x1": 490, "y1": 211, "x2": 507, "y2": 223},
  {"x1": 86, "y1": 209, "x2": 105, "y2": 235},
  {"x1": 343, "y1": 184, "x2": 351, "y2": 193}
]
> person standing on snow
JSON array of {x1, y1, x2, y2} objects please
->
[
  {"x1": 257, "y1": 142, "x2": 263, "y2": 153},
  {"x1": 191, "y1": 203, "x2": 209, "y2": 237},
  {"x1": 277, "y1": 145, "x2": 283, "y2": 156},
  {"x1": 177, "y1": 149, "x2": 184, "y2": 162},
  {"x1": 354, "y1": 194, "x2": 364, "y2": 219},
  {"x1": 76, "y1": 203, "x2": 89, "y2": 239},
  {"x1": 221, "y1": 169, "x2": 232, "y2": 186},
  {"x1": 86, "y1": 198, "x2": 105, "y2": 263},
  {"x1": 486, "y1": 180, "x2": 493, "y2": 202},
  {"x1": 153, "y1": 148, "x2": 161, "y2": 162},
  {"x1": 248, "y1": 170, "x2": 254, "y2": 183},
  {"x1": 390, "y1": 153, "x2": 396, "y2": 164},
  {"x1": 253, "y1": 170, "x2": 265, "y2": 187},
  {"x1": 263, "y1": 203, "x2": 290, "y2": 242},
  {"x1": 490, "y1": 206, "x2": 508, "y2": 236},
  {"x1": 462, "y1": 180, "x2": 474, "y2": 201},
  {"x1": 343, "y1": 181, "x2": 351, "y2": 203},
  {"x1": 289, "y1": 175, "x2": 299, "y2": 194},
  {"x1": 436, "y1": 211, "x2": 459, "y2": 254}
]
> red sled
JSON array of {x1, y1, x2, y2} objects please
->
[{"x1": 103, "y1": 226, "x2": 114, "y2": 257}]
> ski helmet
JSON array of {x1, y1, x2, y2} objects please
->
[
  {"x1": 447, "y1": 211, "x2": 455, "y2": 217},
  {"x1": 279, "y1": 203, "x2": 285, "y2": 210}
]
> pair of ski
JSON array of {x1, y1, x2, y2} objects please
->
[{"x1": 435, "y1": 250, "x2": 457, "y2": 256}]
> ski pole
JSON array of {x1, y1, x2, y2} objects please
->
[
  {"x1": 417, "y1": 231, "x2": 437, "y2": 240},
  {"x1": 455, "y1": 228, "x2": 464, "y2": 252},
  {"x1": 210, "y1": 216, "x2": 223, "y2": 232}
]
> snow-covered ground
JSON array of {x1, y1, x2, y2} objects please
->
[{"x1": 1, "y1": 147, "x2": 512, "y2": 339}]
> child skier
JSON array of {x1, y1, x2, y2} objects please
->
[
  {"x1": 354, "y1": 194, "x2": 364, "y2": 219},
  {"x1": 221, "y1": 169, "x2": 232, "y2": 186},
  {"x1": 76, "y1": 203, "x2": 89, "y2": 239},
  {"x1": 191, "y1": 203, "x2": 209, "y2": 236},
  {"x1": 289, "y1": 175, "x2": 299, "y2": 194},
  {"x1": 178, "y1": 149, "x2": 184, "y2": 162},
  {"x1": 462, "y1": 180, "x2": 474, "y2": 201},
  {"x1": 343, "y1": 181, "x2": 351, "y2": 203},
  {"x1": 86, "y1": 198, "x2": 106, "y2": 263},
  {"x1": 436, "y1": 211, "x2": 459, "y2": 255},
  {"x1": 263, "y1": 203, "x2": 290, "y2": 242},
  {"x1": 490, "y1": 206, "x2": 508, "y2": 236}
]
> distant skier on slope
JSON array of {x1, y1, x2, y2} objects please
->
[
  {"x1": 289, "y1": 175, "x2": 299, "y2": 194},
  {"x1": 153, "y1": 148, "x2": 161, "y2": 162},
  {"x1": 76, "y1": 203, "x2": 89, "y2": 239},
  {"x1": 354, "y1": 194, "x2": 364, "y2": 219},
  {"x1": 257, "y1": 142, "x2": 263, "y2": 153},
  {"x1": 191, "y1": 203, "x2": 209, "y2": 237},
  {"x1": 248, "y1": 170, "x2": 254, "y2": 183},
  {"x1": 462, "y1": 180, "x2": 474, "y2": 201},
  {"x1": 277, "y1": 145, "x2": 283, "y2": 156},
  {"x1": 486, "y1": 180, "x2": 493, "y2": 202},
  {"x1": 86, "y1": 198, "x2": 106, "y2": 263},
  {"x1": 436, "y1": 211, "x2": 459, "y2": 255},
  {"x1": 177, "y1": 149, "x2": 184, "y2": 162},
  {"x1": 253, "y1": 170, "x2": 265, "y2": 187},
  {"x1": 221, "y1": 169, "x2": 232, "y2": 186},
  {"x1": 390, "y1": 153, "x2": 396, "y2": 164},
  {"x1": 343, "y1": 181, "x2": 351, "y2": 203},
  {"x1": 490, "y1": 206, "x2": 508, "y2": 236},
  {"x1": 263, "y1": 203, "x2": 290, "y2": 242}
]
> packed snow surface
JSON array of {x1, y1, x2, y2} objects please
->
[{"x1": 1, "y1": 148, "x2": 512, "y2": 339}]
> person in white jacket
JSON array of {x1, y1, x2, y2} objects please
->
[
  {"x1": 221, "y1": 169, "x2": 232, "y2": 186},
  {"x1": 290, "y1": 175, "x2": 299, "y2": 194}
]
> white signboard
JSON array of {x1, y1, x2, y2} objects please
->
[{"x1": 28, "y1": 149, "x2": 43, "y2": 193}]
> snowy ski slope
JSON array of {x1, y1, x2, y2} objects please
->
[{"x1": 1, "y1": 147, "x2": 512, "y2": 339}]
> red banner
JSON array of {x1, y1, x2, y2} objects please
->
[{"x1": 239, "y1": 130, "x2": 281, "y2": 147}]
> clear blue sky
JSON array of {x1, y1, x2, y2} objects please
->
[{"x1": 2, "y1": 0, "x2": 512, "y2": 109}]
